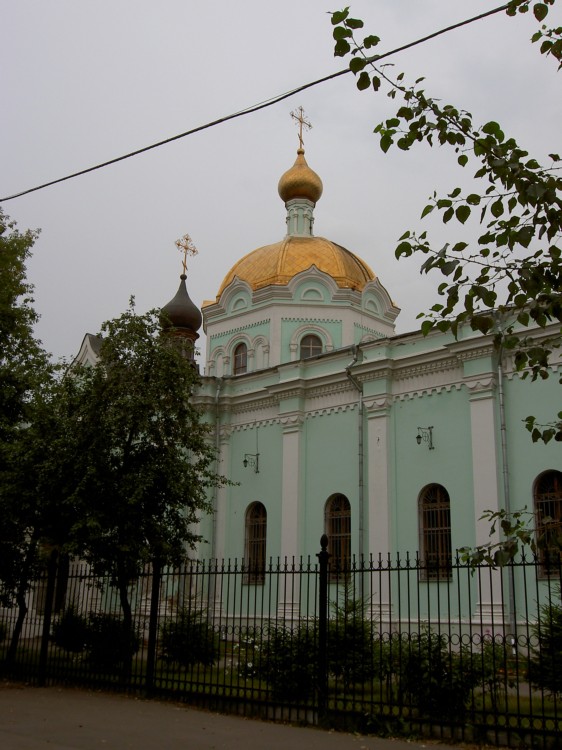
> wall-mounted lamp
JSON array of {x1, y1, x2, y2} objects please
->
[
  {"x1": 416, "y1": 426, "x2": 434, "y2": 450},
  {"x1": 243, "y1": 453, "x2": 260, "y2": 473}
]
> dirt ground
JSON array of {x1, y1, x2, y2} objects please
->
[{"x1": 0, "y1": 682, "x2": 487, "y2": 750}]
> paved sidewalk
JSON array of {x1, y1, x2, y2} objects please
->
[{"x1": 0, "y1": 683, "x2": 471, "y2": 750}]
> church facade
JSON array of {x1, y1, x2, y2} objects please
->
[
  {"x1": 186, "y1": 142, "x2": 560, "y2": 626},
  {"x1": 76, "y1": 138, "x2": 561, "y2": 629}
]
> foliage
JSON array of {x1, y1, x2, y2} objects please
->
[
  {"x1": 397, "y1": 627, "x2": 477, "y2": 720},
  {"x1": 258, "y1": 621, "x2": 318, "y2": 702},
  {"x1": 460, "y1": 505, "x2": 562, "y2": 570},
  {"x1": 474, "y1": 636, "x2": 515, "y2": 711},
  {"x1": 159, "y1": 606, "x2": 219, "y2": 668},
  {"x1": 327, "y1": 591, "x2": 376, "y2": 686},
  {"x1": 52, "y1": 606, "x2": 89, "y2": 653},
  {"x1": 330, "y1": 2, "x2": 562, "y2": 442},
  {"x1": 528, "y1": 587, "x2": 562, "y2": 696},
  {"x1": 86, "y1": 612, "x2": 140, "y2": 670},
  {"x1": 0, "y1": 208, "x2": 50, "y2": 444}
]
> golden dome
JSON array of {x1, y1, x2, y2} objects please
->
[
  {"x1": 278, "y1": 148, "x2": 323, "y2": 204},
  {"x1": 211, "y1": 236, "x2": 375, "y2": 301}
]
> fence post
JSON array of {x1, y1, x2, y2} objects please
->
[
  {"x1": 38, "y1": 549, "x2": 58, "y2": 686},
  {"x1": 145, "y1": 559, "x2": 162, "y2": 695},
  {"x1": 317, "y1": 534, "x2": 330, "y2": 723}
]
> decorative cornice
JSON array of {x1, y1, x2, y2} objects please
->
[
  {"x1": 394, "y1": 357, "x2": 460, "y2": 380},
  {"x1": 209, "y1": 318, "x2": 270, "y2": 342}
]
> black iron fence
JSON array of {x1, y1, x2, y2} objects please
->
[{"x1": 1, "y1": 539, "x2": 561, "y2": 749}]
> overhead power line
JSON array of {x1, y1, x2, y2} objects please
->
[{"x1": 1, "y1": 3, "x2": 510, "y2": 203}]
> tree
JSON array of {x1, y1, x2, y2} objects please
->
[
  {"x1": 330, "y1": 1, "x2": 561, "y2": 441},
  {"x1": 0, "y1": 209, "x2": 56, "y2": 660},
  {"x1": 0, "y1": 208, "x2": 51, "y2": 441},
  {"x1": 63, "y1": 303, "x2": 224, "y2": 636}
]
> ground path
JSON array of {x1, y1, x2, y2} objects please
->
[{"x1": 0, "y1": 683, "x2": 490, "y2": 750}]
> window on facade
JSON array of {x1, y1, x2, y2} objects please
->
[
  {"x1": 300, "y1": 334, "x2": 322, "y2": 359},
  {"x1": 245, "y1": 502, "x2": 267, "y2": 584},
  {"x1": 419, "y1": 484, "x2": 452, "y2": 581},
  {"x1": 534, "y1": 470, "x2": 562, "y2": 576},
  {"x1": 325, "y1": 494, "x2": 351, "y2": 581},
  {"x1": 233, "y1": 342, "x2": 248, "y2": 375}
]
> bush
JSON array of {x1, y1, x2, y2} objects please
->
[
  {"x1": 258, "y1": 621, "x2": 318, "y2": 702},
  {"x1": 528, "y1": 589, "x2": 562, "y2": 697},
  {"x1": 86, "y1": 613, "x2": 140, "y2": 670},
  {"x1": 52, "y1": 606, "x2": 89, "y2": 653},
  {"x1": 397, "y1": 627, "x2": 477, "y2": 720},
  {"x1": 327, "y1": 595, "x2": 376, "y2": 686},
  {"x1": 474, "y1": 636, "x2": 514, "y2": 711},
  {"x1": 159, "y1": 607, "x2": 219, "y2": 668}
]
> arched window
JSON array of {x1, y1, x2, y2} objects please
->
[
  {"x1": 534, "y1": 470, "x2": 562, "y2": 576},
  {"x1": 325, "y1": 494, "x2": 351, "y2": 581},
  {"x1": 419, "y1": 484, "x2": 452, "y2": 581},
  {"x1": 300, "y1": 334, "x2": 322, "y2": 359},
  {"x1": 245, "y1": 502, "x2": 267, "y2": 584},
  {"x1": 233, "y1": 342, "x2": 248, "y2": 375}
]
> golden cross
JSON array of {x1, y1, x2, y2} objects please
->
[
  {"x1": 290, "y1": 106, "x2": 312, "y2": 149},
  {"x1": 175, "y1": 233, "x2": 198, "y2": 275}
]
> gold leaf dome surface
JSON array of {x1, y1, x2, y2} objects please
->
[
  {"x1": 213, "y1": 236, "x2": 375, "y2": 300},
  {"x1": 278, "y1": 148, "x2": 323, "y2": 203}
]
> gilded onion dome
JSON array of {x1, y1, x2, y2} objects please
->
[
  {"x1": 278, "y1": 148, "x2": 323, "y2": 204},
  {"x1": 205, "y1": 144, "x2": 376, "y2": 305},
  {"x1": 215, "y1": 236, "x2": 375, "y2": 297}
]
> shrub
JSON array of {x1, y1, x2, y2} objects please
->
[
  {"x1": 474, "y1": 635, "x2": 514, "y2": 711},
  {"x1": 52, "y1": 606, "x2": 89, "y2": 653},
  {"x1": 159, "y1": 607, "x2": 219, "y2": 668},
  {"x1": 397, "y1": 627, "x2": 477, "y2": 720},
  {"x1": 86, "y1": 613, "x2": 140, "y2": 669},
  {"x1": 327, "y1": 595, "x2": 377, "y2": 686},
  {"x1": 528, "y1": 589, "x2": 562, "y2": 697},
  {"x1": 258, "y1": 621, "x2": 318, "y2": 702}
]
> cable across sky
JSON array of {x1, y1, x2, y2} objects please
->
[{"x1": 0, "y1": 3, "x2": 510, "y2": 203}]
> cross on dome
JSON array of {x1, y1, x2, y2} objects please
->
[
  {"x1": 290, "y1": 106, "x2": 312, "y2": 150},
  {"x1": 175, "y1": 233, "x2": 198, "y2": 275}
]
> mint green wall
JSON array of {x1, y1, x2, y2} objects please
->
[
  {"x1": 389, "y1": 388, "x2": 477, "y2": 556},
  {"x1": 303, "y1": 408, "x2": 360, "y2": 555},
  {"x1": 223, "y1": 422, "x2": 284, "y2": 563}
]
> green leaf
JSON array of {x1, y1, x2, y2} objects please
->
[
  {"x1": 456, "y1": 205, "x2": 471, "y2": 224},
  {"x1": 346, "y1": 17, "x2": 364, "y2": 29},
  {"x1": 333, "y1": 26, "x2": 352, "y2": 40},
  {"x1": 466, "y1": 194, "x2": 481, "y2": 205},
  {"x1": 490, "y1": 200, "x2": 504, "y2": 218},
  {"x1": 334, "y1": 38, "x2": 351, "y2": 57},
  {"x1": 380, "y1": 133, "x2": 392, "y2": 152},
  {"x1": 457, "y1": 154, "x2": 468, "y2": 167},
  {"x1": 331, "y1": 8, "x2": 349, "y2": 25},
  {"x1": 534, "y1": 3, "x2": 548, "y2": 21},
  {"x1": 349, "y1": 56, "x2": 366, "y2": 73},
  {"x1": 363, "y1": 35, "x2": 380, "y2": 48},
  {"x1": 357, "y1": 71, "x2": 371, "y2": 90},
  {"x1": 421, "y1": 204, "x2": 434, "y2": 219}
]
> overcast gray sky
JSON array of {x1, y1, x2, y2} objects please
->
[{"x1": 2, "y1": 1, "x2": 560, "y2": 365}]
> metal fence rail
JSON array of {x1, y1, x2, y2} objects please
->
[{"x1": 1, "y1": 541, "x2": 560, "y2": 748}]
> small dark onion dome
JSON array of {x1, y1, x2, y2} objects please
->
[{"x1": 160, "y1": 274, "x2": 202, "y2": 342}]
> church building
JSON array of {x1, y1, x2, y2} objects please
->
[{"x1": 77, "y1": 128, "x2": 561, "y2": 627}]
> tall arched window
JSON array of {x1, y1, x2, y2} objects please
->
[
  {"x1": 534, "y1": 470, "x2": 562, "y2": 576},
  {"x1": 325, "y1": 494, "x2": 351, "y2": 581},
  {"x1": 419, "y1": 484, "x2": 452, "y2": 581},
  {"x1": 233, "y1": 342, "x2": 248, "y2": 375},
  {"x1": 300, "y1": 334, "x2": 322, "y2": 359},
  {"x1": 245, "y1": 502, "x2": 267, "y2": 584}
]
